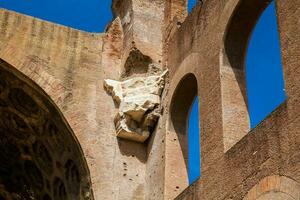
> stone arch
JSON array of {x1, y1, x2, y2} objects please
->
[
  {"x1": 219, "y1": 0, "x2": 278, "y2": 151},
  {"x1": 243, "y1": 175, "x2": 300, "y2": 200},
  {"x1": 166, "y1": 72, "x2": 199, "y2": 199},
  {"x1": 170, "y1": 73, "x2": 198, "y2": 159},
  {"x1": 0, "y1": 58, "x2": 94, "y2": 200}
]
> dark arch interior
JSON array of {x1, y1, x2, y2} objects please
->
[
  {"x1": 171, "y1": 74, "x2": 198, "y2": 135},
  {"x1": 0, "y1": 59, "x2": 93, "y2": 200},
  {"x1": 170, "y1": 73, "x2": 198, "y2": 172}
]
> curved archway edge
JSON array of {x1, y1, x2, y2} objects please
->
[
  {"x1": 244, "y1": 175, "x2": 300, "y2": 200},
  {"x1": 165, "y1": 53, "x2": 201, "y2": 200},
  {"x1": 0, "y1": 58, "x2": 94, "y2": 199}
]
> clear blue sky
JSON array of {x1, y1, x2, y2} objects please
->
[
  {"x1": 0, "y1": 0, "x2": 112, "y2": 32},
  {"x1": 1, "y1": 0, "x2": 285, "y2": 186},
  {"x1": 188, "y1": 97, "x2": 200, "y2": 184}
]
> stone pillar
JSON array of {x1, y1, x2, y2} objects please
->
[
  {"x1": 275, "y1": 0, "x2": 300, "y2": 179},
  {"x1": 112, "y1": 0, "x2": 165, "y2": 64},
  {"x1": 276, "y1": 0, "x2": 300, "y2": 120},
  {"x1": 163, "y1": 0, "x2": 188, "y2": 67},
  {"x1": 164, "y1": 0, "x2": 188, "y2": 24}
]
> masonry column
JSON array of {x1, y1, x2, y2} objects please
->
[
  {"x1": 275, "y1": 0, "x2": 300, "y2": 120},
  {"x1": 275, "y1": 0, "x2": 300, "y2": 180},
  {"x1": 112, "y1": 0, "x2": 165, "y2": 64}
]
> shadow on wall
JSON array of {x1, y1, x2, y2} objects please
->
[
  {"x1": 0, "y1": 58, "x2": 93, "y2": 200},
  {"x1": 117, "y1": 139, "x2": 147, "y2": 163},
  {"x1": 170, "y1": 73, "x2": 199, "y2": 184}
]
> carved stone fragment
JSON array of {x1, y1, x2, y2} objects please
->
[{"x1": 104, "y1": 70, "x2": 168, "y2": 142}]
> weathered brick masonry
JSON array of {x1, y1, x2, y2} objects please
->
[{"x1": 0, "y1": 0, "x2": 299, "y2": 199}]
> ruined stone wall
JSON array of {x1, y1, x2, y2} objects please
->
[
  {"x1": 0, "y1": 0, "x2": 299, "y2": 199},
  {"x1": 0, "y1": 59, "x2": 93, "y2": 200},
  {"x1": 0, "y1": 9, "x2": 147, "y2": 200},
  {"x1": 109, "y1": 1, "x2": 168, "y2": 199},
  {"x1": 112, "y1": 0, "x2": 165, "y2": 69},
  {"x1": 163, "y1": 0, "x2": 300, "y2": 199}
]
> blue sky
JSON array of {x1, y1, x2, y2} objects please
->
[
  {"x1": 187, "y1": 0, "x2": 200, "y2": 185},
  {"x1": 0, "y1": 0, "x2": 112, "y2": 32},
  {"x1": 1, "y1": 0, "x2": 285, "y2": 186},
  {"x1": 188, "y1": 97, "x2": 200, "y2": 184}
]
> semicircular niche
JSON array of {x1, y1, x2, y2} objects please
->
[{"x1": 0, "y1": 59, "x2": 93, "y2": 200}]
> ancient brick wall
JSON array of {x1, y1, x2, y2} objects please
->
[
  {"x1": 0, "y1": 9, "x2": 147, "y2": 200},
  {"x1": 0, "y1": 0, "x2": 299, "y2": 199},
  {"x1": 164, "y1": 0, "x2": 300, "y2": 199}
]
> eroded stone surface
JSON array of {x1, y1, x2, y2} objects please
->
[{"x1": 104, "y1": 70, "x2": 168, "y2": 142}]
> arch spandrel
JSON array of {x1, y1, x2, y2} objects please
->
[{"x1": 0, "y1": 58, "x2": 94, "y2": 200}]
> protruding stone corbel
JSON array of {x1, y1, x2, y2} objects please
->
[{"x1": 104, "y1": 70, "x2": 168, "y2": 142}]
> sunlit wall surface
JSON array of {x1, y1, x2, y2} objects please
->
[
  {"x1": 188, "y1": 97, "x2": 200, "y2": 184},
  {"x1": 0, "y1": 0, "x2": 286, "y2": 186},
  {"x1": 246, "y1": 1, "x2": 286, "y2": 128}
]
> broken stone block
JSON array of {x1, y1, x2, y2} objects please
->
[{"x1": 104, "y1": 70, "x2": 168, "y2": 142}]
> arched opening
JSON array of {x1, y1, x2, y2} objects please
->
[
  {"x1": 168, "y1": 73, "x2": 200, "y2": 196},
  {"x1": 187, "y1": 97, "x2": 200, "y2": 184},
  {"x1": 221, "y1": 0, "x2": 286, "y2": 151},
  {"x1": 0, "y1": 59, "x2": 93, "y2": 200},
  {"x1": 245, "y1": 1, "x2": 286, "y2": 128}
]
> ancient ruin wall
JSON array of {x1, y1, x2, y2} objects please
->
[
  {"x1": 163, "y1": 0, "x2": 300, "y2": 199},
  {"x1": 0, "y1": 9, "x2": 147, "y2": 200},
  {"x1": 0, "y1": 0, "x2": 299, "y2": 199}
]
